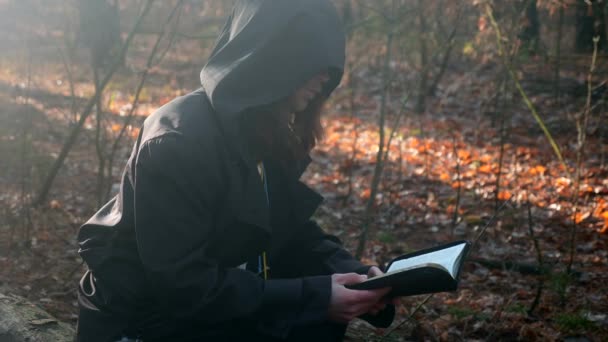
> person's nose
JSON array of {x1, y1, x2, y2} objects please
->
[
  {"x1": 317, "y1": 71, "x2": 330, "y2": 84},
  {"x1": 310, "y1": 72, "x2": 330, "y2": 92}
]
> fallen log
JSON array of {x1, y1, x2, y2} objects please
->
[
  {"x1": 469, "y1": 257, "x2": 552, "y2": 275},
  {"x1": 0, "y1": 292, "x2": 74, "y2": 342}
]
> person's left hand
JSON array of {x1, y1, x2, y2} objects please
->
[{"x1": 366, "y1": 266, "x2": 398, "y2": 315}]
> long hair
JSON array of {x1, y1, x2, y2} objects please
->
[{"x1": 240, "y1": 95, "x2": 326, "y2": 167}]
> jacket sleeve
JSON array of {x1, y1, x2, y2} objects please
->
[
  {"x1": 276, "y1": 219, "x2": 395, "y2": 328},
  {"x1": 133, "y1": 136, "x2": 331, "y2": 338},
  {"x1": 278, "y1": 219, "x2": 368, "y2": 276}
]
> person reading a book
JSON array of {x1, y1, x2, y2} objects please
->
[{"x1": 75, "y1": 1, "x2": 395, "y2": 341}]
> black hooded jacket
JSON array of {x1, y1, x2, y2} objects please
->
[{"x1": 76, "y1": 1, "x2": 393, "y2": 341}]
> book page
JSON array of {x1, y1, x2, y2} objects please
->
[{"x1": 387, "y1": 243, "x2": 466, "y2": 278}]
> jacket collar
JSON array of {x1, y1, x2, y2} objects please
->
[{"x1": 204, "y1": 91, "x2": 322, "y2": 235}]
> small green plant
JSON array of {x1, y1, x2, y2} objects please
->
[
  {"x1": 506, "y1": 303, "x2": 527, "y2": 314},
  {"x1": 555, "y1": 312, "x2": 595, "y2": 332},
  {"x1": 447, "y1": 306, "x2": 476, "y2": 319},
  {"x1": 378, "y1": 231, "x2": 395, "y2": 244},
  {"x1": 447, "y1": 306, "x2": 492, "y2": 322},
  {"x1": 409, "y1": 128, "x2": 422, "y2": 136},
  {"x1": 550, "y1": 271, "x2": 573, "y2": 304}
]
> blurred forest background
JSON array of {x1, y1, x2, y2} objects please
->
[{"x1": 0, "y1": 0, "x2": 607, "y2": 341}]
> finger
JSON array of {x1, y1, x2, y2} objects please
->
[
  {"x1": 335, "y1": 273, "x2": 368, "y2": 285},
  {"x1": 350, "y1": 304, "x2": 374, "y2": 318},
  {"x1": 350, "y1": 289, "x2": 385, "y2": 303},
  {"x1": 368, "y1": 266, "x2": 384, "y2": 278}
]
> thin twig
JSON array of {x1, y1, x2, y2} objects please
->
[
  {"x1": 382, "y1": 294, "x2": 433, "y2": 339},
  {"x1": 451, "y1": 134, "x2": 462, "y2": 237},
  {"x1": 485, "y1": 2, "x2": 572, "y2": 180},
  {"x1": 34, "y1": 0, "x2": 156, "y2": 206},
  {"x1": 104, "y1": 0, "x2": 185, "y2": 201},
  {"x1": 18, "y1": 36, "x2": 33, "y2": 247},
  {"x1": 356, "y1": 0, "x2": 396, "y2": 258},
  {"x1": 344, "y1": 81, "x2": 359, "y2": 203},
  {"x1": 527, "y1": 201, "x2": 544, "y2": 315},
  {"x1": 382, "y1": 96, "x2": 409, "y2": 166},
  {"x1": 472, "y1": 198, "x2": 513, "y2": 248},
  {"x1": 567, "y1": 36, "x2": 598, "y2": 274},
  {"x1": 495, "y1": 74, "x2": 507, "y2": 212}
]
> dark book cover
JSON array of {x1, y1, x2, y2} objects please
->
[{"x1": 347, "y1": 240, "x2": 471, "y2": 297}]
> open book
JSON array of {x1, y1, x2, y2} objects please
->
[{"x1": 346, "y1": 240, "x2": 471, "y2": 297}]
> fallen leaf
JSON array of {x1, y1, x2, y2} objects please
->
[
  {"x1": 573, "y1": 211, "x2": 590, "y2": 224},
  {"x1": 497, "y1": 191, "x2": 512, "y2": 200},
  {"x1": 49, "y1": 200, "x2": 61, "y2": 209},
  {"x1": 529, "y1": 165, "x2": 546, "y2": 175},
  {"x1": 600, "y1": 212, "x2": 608, "y2": 234},
  {"x1": 478, "y1": 164, "x2": 493, "y2": 173},
  {"x1": 555, "y1": 177, "x2": 571, "y2": 187}
]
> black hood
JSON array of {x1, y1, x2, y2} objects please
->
[{"x1": 200, "y1": 0, "x2": 346, "y2": 116}]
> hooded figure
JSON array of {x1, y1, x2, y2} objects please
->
[{"x1": 75, "y1": 1, "x2": 394, "y2": 341}]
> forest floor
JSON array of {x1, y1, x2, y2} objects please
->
[{"x1": 1, "y1": 16, "x2": 608, "y2": 342}]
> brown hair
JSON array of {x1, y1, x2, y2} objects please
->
[{"x1": 241, "y1": 94, "x2": 326, "y2": 166}]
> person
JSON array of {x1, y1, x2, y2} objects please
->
[{"x1": 75, "y1": 0, "x2": 395, "y2": 341}]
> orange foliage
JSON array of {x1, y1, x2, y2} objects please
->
[
  {"x1": 594, "y1": 198, "x2": 607, "y2": 217},
  {"x1": 480, "y1": 154, "x2": 493, "y2": 163},
  {"x1": 555, "y1": 177, "x2": 571, "y2": 187},
  {"x1": 478, "y1": 164, "x2": 493, "y2": 174},
  {"x1": 325, "y1": 131, "x2": 342, "y2": 145},
  {"x1": 446, "y1": 204, "x2": 465, "y2": 215},
  {"x1": 572, "y1": 211, "x2": 590, "y2": 224},
  {"x1": 529, "y1": 165, "x2": 546, "y2": 176},
  {"x1": 579, "y1": 184, "x2": 594, "y2": 194},
  {"x1": 516, "y1": 146, "x2": 531, "y2": 156},
  {"x1": 463, "y1": 170, "x2": 477, "y2": 179},
  {"x1": 457, "y1": 149, "x2": 471, "y2": 161},
  {"x1": 497, "y1": 191, "x2": 512, "y2": 200},
  {"x1": 408, "y1": 137, "x2": 420, "y2": 148},
  {"x1": 360, "y1": 188, "x2": 371, "y2": 200},
  {"x1": 478, "y1": 16, "x2": 487, "y2": 31},
  {"x1": 600, "y1": 212, "x2": 608, "y2": 234}
]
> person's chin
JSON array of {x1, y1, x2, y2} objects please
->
[{"x1": 294, "y1": 100, "x2": 311, "y2": 113}]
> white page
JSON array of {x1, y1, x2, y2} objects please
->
[{"x1": 387, "y1": 243, "x2": 466, "y2": 278}]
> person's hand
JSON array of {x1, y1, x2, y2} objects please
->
[
  {"x1": 367, "y1": 266, "x2": 398, "y2": 315},
  {"x1": 327, "y1": 273, "x2": 391, "y2": 323},
  {"x1": 367, "y1": 265, "x2": 384, "y2": 278}
]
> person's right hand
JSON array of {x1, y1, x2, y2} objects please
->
[{"x1": 327, "y1": 273, "x2": 391, "y2": 323}]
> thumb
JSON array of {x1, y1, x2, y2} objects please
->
[{"x1": 334, "y1": 273, "x2": 368, "y2": 285}]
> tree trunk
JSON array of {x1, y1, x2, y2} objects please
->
[
  {"x1": 576, "y1": 0, "x2": 605, "y2": 52},
  {"x1": 519, "y1": 0, "x2": 539, "y2": 55},
  {"x1": 554, "y1": 1, "x2": 564, "y2": 102},
  {"x1": 415, "y1": 0, "x2": 428, "y2": 114},
  {"x1": 79, "y1": 0, "x2": 122, "y2": 68}
]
